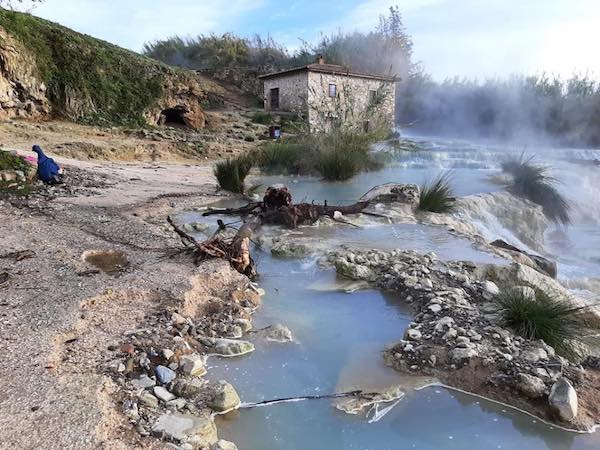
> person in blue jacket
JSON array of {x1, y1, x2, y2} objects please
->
[{"x1": 32, "y1": 145, "x2": 62, "y2": 185}]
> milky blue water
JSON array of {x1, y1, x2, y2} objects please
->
[{"x1": 181, "y1": 136, "x2": 600, "y2": 449}]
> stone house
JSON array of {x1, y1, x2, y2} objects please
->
[{"x1": 259, "y1": 57, "x2": 396, "y2": 132}]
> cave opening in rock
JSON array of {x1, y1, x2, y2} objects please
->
[{"x1": 160, "y1": 107, "x2": 187, "y2": 127}]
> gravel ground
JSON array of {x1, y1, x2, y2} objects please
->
[{"x1": 0, "y1": 156, "x2": 243, "y2": 449}]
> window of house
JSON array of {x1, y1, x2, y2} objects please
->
[
  {"x1": 368, "y1": 89, "x2": 377, "y2": 105},
  {"x1": 328, "y1": 83, "x2": 337, "y2": 98},
  {"x1": 270, "y1": 88, "x2": 280, "y2": 110}
]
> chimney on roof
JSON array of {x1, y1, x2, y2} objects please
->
[{"x1": 316, "y1": 54, "x2": 325, "y2": 65}]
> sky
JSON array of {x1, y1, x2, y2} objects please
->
[{"x1": 23, "y1": 0, "x2": 600, "y2": 81}]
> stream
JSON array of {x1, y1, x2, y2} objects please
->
[{"x1": 181, "y1": 136, "x2": 600, "y2": 449}]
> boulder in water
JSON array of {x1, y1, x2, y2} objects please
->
[
  {"x1": 213, "y1": 440, "x2": 238, "y2": 450},
  {"x1": 209, "y1": 381, "x2": 241, "y2": 412},
  {"x1": 213, "y1": 338, "x2": 255, "y2": 357},
  {"x1": 549, "y1": 378, "x2": 578, "y2": 422},
  {"x1": 490, "y1": 239, "x2": 557, "y2": 278},
  {"x1": 266, "y1": 324, "x2": 294, "y2": 343},
  {"x1": 360, "y1": 183, "x2": 420, "y2": 205},
  {"x1": 334, "y1": 258, "x2": 376, "y2": 281}
]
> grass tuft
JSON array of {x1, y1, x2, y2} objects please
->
[
  {"x1": 502, "y1": 155, "x2": 570, "y2": 225},
  {"x1": 417, "y1": 173, "x2": 455, "y2": 213},
  {"x1": 214, "y1": 154, "x2": 253, "y2": 194},
  {"x1": 255, "y1": 141, "x2": 305, "y2": 175},
  {"x1": 496, "y1": 286, "x2": 593, "y2": 359}
]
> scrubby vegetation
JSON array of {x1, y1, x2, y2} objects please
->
[
  {"x1": 399, "y1": 72, "x2": 600, "y2": 147},
  {"x1": 0, "y1": 9, "x2": 195, "y2": 126},
  {"x1": 496, "y1": 286, "x2": 594, "y2": 359},
  {"x1": 417, "y1": 173, "x2": 455, "y2": 213},
  {"x1": 250, "y1": 112, "x2": 272, "y2": 125},
  {"x1": 0, "y1": 151, "x2": 30, "y2": 173},
  {"x1": 143, "y1": 7, "x2": 411, "y2": 78},
  {"x1": 214, "y1": 154, "x2": 253, "y2": 194},
  {"x1": 502, "y1": 155, "x2": 570, "y2": 224},
  {"x1": 0, "y1": 151, "x2": 33, "y2": 194},
  {"x1": 254, "y1": 129, "x2": 386, "y2": 181}
]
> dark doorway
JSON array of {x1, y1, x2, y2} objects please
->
[
  {"x1": 160, "y1": 107, "x2": 187, "y2": 126},
  {"x1": 270, "y1": 88, "x2": 280, "y2": 110}
]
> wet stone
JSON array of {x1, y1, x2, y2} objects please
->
[{"x1": 209, "y1": 381, "x2": 241, "y2": 412}]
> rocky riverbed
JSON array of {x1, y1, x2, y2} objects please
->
[{"x1": 323, "y1": 247, "x2": 600, "y2": 431}]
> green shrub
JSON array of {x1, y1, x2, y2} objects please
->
[
  {"x1": 256, "y1": 141, "x2": 306, "y2": 174},
  {"x1": 502, "y1": 155, "x2": 570, "y2": 224},
  {"x1": 214, "y1": 154, "x2": 253, "y2": 194},
  {"x1": 418, "y1": 173, "x2": 455, "y2": 213},
  {"x1": 251, "y1": 112, "x2": 272, "y2": 125},
  {"x1": 0, "y1": 151, "x2": 31, "y2": 173},
  {"x1": 496, "y1": 286, "x2": 594, "y2": 358},
  {"x1": 256, "y1": 130, "x2": 383, "y2": 181}
]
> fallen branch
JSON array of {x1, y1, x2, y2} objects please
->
[
  {"x1": 167, "y1": 216, "x2": 257, "y2": 279},
  {"x1": 239, "y1": 390, "x2": 376, "y2": 409}
]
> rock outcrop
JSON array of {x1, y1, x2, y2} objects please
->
[
  {"x1": 0, "y1": 10, "x2": 221, "y2": 128},
  {"x1": 0, "y1": 28, "x2": 50, "y2": 120}
]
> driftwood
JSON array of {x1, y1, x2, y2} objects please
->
[
  {"x1": 202, "y1": 186, "x2": 369, "y2": 229},
  {"x1": 167, "y1": 216, "x2": 257, "y2": 279}
]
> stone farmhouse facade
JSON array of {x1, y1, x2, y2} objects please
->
[{"x1": 259, "y1": 58, "x2": 396, "y2": 132}]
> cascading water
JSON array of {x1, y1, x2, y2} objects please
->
[{"x1": 181, "y1": 136, "x2": 600, "y2": 449}]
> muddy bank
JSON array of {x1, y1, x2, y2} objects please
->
[
  {"x1": 325, "y1": 247, "x2": 600, "y2": 431},
  {"x1": 0, "y1": 158, "x2": 256, "y2": 449}
]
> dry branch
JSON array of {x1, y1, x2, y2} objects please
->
[
  {"x1": 201, "y1": 186, "x2": 369, "y2": 229},
  {"x1": 167, "y1": 216, "x2": 256, "y2": 279}
]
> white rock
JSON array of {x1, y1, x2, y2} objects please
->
[
  {"x1": 428, "y1": 304, "x2": 442, "y2": 313},
  {"x1": 521, "y1": 347, "x2": 548, "y2": 364},
  {"x1": 406, "y1": 329, "x2": 422, "y2": 341},
  {"x1": 131, "y1": 374, "x2": 156, "y2": 389},
  {"x1": 152, "y1": 413, "x2": 217, "y2": 445},
  {"x1": 481, "y1": 280, "x2": 500, "y2": 296},
  {"x1": 171, "y1": 312, "x2": 187, "y2": 325},
  {"x1": 517, "y1": 373, "x2": 546, "y2": 398},
  {"x1": 434, "y1": 316, "x2": 455, "y2": 332},
  {"x1": 266, "y1": 324, "x2": 294, "y2": 342},
  {"x1": 153, "y1": 386, "x2": 176, "y2": 402},
  {"x1": 449, "y1": 347, "x2": 478, "y2": 363},
  {"x1": 213, "y1": 439, "x2": 239, "y2": 450},
  {"x1": 180, "y1": 354, "x2": 207, "y2": 377},
  {"x1": 209, "y1": 381, "x2": 241, "y2": 412},
  {"x1": 549, "y1": 378, "x2": 578, "y2": 422},
  {"x1": 213, "y1": 339, "x2": 255, "y2": 357}
]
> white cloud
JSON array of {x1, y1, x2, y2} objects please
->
[{"x1": 33, "y1": 0, "x2": 264, "y2": 51}]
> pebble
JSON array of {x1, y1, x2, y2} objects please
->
[
  {"x1": 131, "y1": 374, "x2": 156, "y2": 389},
  {"x1": 153, "y1": 386, "x2": 176, "y2": 402},
  {"x1": 428, "y1": 304, "x2": 442, "y2": 313},
  {"x1": 406, "y1": 329, "x2": 422, "y2": 341},
  {"x1": 155, "y1": 365, "x2": 176, "y2": 384},
  {"x1": 138, "y1": 392, "x2": 159, "y2": 408}
]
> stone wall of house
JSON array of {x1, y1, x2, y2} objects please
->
[
  {"x1": 262, "y1": 72, "x2": 308, "y2": 114},
  {"x1": 306, "y1": 72, "x2": 395, "y2": 132}
]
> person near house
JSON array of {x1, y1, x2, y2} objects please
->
[{"x1": 32, "y1": 144, "x2": 63, "y2": 185}]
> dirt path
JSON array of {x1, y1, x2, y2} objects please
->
[{"x1": 0, "y1": 153, "x2": 246, "y2": 449}]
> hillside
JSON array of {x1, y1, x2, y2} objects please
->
[{"x1": 0, "y1": 8, "x2": 223, "y2": 129}]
